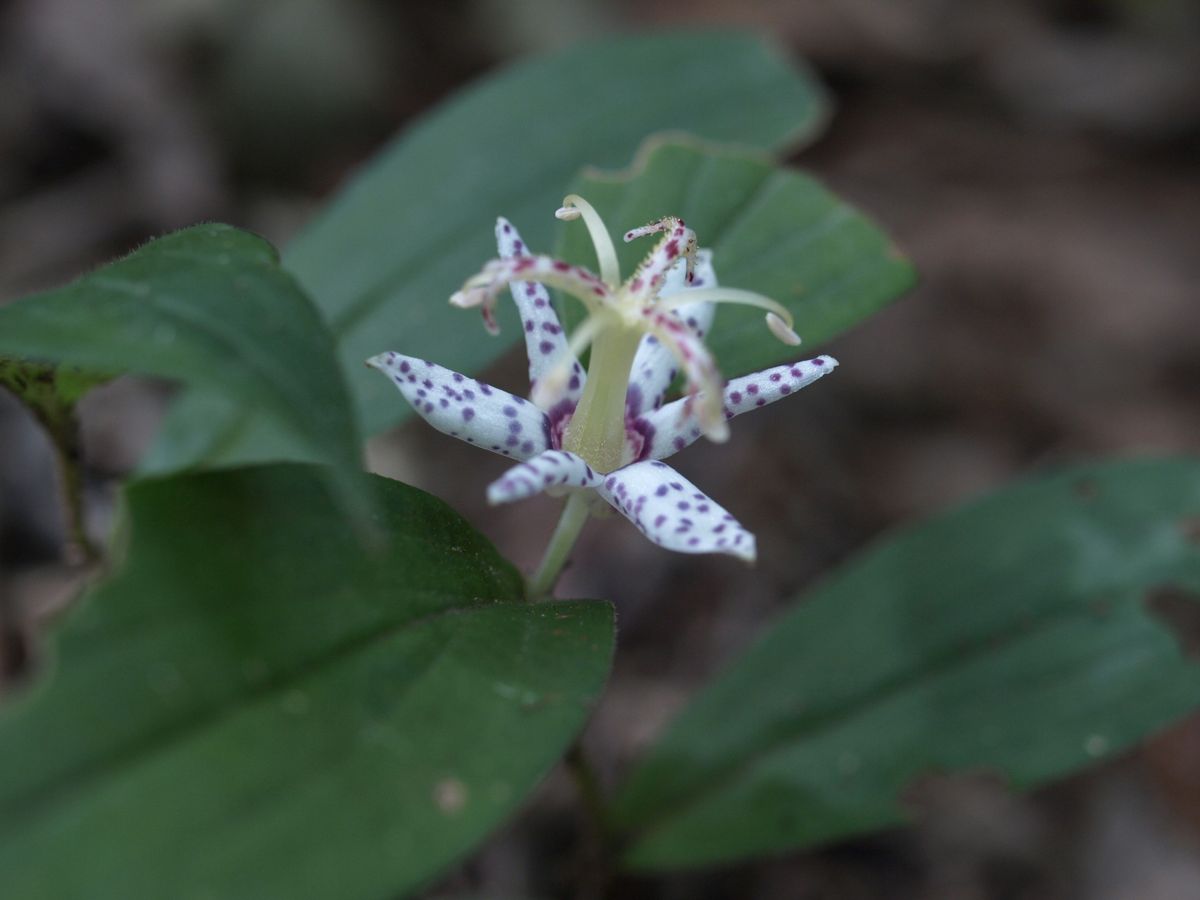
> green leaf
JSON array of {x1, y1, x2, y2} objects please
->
[
  {"x1": 0, "y1": 225, "x2": 368, "y2": 513},
  {"x1": 0, "y1": 465, "x2": 615, "y2": 900},
  {"x1": 614, "y1": 458, "x2": 1200, "y2": 870},
  {"x1": 558, "y1": 138, "x2": 915, "y2": 378},
  {"x1": 151, "y1": 32, "x2": 830, "y2": 469}
]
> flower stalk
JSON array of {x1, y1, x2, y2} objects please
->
[{"x1": 528, "y1": 491, "x2": 591, "y2": 600}]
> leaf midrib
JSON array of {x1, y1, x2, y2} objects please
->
[{"x1": 0, "y1": 596, "x2": 518, "y2": 833}]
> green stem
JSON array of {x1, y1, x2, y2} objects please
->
[
  {"x1": 528, "y1": 492, "x2": 590, "y2": 600},
  {"x1": 565, "y1": 741, "x2": 615, "y2": 899},
  {"x1": 46, "y1": 414, "x2": 100, "y2": 566},
  {"x1": 565, "y1": 741, "x2": 610, "y2": 834}
]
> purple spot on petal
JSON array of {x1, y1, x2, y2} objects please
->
[{"x1": 462, "y1": 408, "x2": 475, "y2": 421}]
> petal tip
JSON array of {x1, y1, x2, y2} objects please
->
[
  {"x1": 365, "y1": 352, "x2": 399, "y2": 372},
  {"x1": 726, "y1": 531, "x2": 757, "y2": 563}
]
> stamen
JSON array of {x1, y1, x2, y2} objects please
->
[
  {"x1": 643, "y1": 308, "x2": 728, "y2": 443},
  {"x1": 449, "y1": 286, "x2": 499, "y2": 334},
  {"x1": 658, "y1": 287, "x2": 802, "y2": 346},
  {"x1": 452, "y1": 255, "x2": 611, "y2": 335},
  {"x1": 557, "y1": 194, "x2": 621, "y2": 288}
]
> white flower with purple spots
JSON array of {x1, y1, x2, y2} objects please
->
[{"x1": 367, "y1": 198, "x2": 836, "y2": 585}]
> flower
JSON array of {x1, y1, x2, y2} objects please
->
[{"x1": 367, "y1": 200, "x2": 837, "y2": 562}]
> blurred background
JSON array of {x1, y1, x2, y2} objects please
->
[{"x1": 2, "y1": 0, "x2": 1199, "y2": 897}]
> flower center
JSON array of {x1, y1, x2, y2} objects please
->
[{"x1": 561, "y1": 323, "x2": 642, "y2": 473}]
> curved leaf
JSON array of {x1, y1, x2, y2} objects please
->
[
  {"x1": 0, "y1": 225, "x2": 367, "y2": 512},
  {"x1": 0, "y1": 465, "x2": 615, "y2": 899},
  {"x1": 615, "y1": 458, "x2": 1200, "y2": 869}
]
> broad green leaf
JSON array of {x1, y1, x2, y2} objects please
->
[
  {"x1": 615, "y1": 458, "x2": 1200, "y2": 869},
  {"x1": 558, "y1": 139, "x2": 915, "y2": 378},
  {"x1": 0, "y1": 225, "x2": 368, "y2": 513},
  {"x1": 150, "y1": 32, "x2": 829, "y2": 469},
  {"x1": 0, "y1": 465, "x2": 615, "y2": 900}
]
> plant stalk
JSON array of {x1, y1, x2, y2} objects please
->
[{"x1": 527, "y1": 492, "x2": 590, "y2": 600}]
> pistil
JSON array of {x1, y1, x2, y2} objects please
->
[{"x1": 562, "y1": 324, "x2": 642, "y2": 472}]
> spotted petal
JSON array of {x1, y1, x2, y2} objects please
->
[
  {"x1": 486, "y1": 449, "x2": 602, "y2": 505},
  {"x1": 594, "y1": 459, "x2": 756, "y2": 561},
  {"x1": 495, "y1": 217, "x2": 586, "y2": 410},
  {"x1": 367, "y1": 352, "x2": 549, "y2": 461},
  {"x1": 625, "y1": 249, "x2": 717, "y2": 417},
  {"x1": 638, "y1": 355, "x2": 839, "y2": 460}
]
